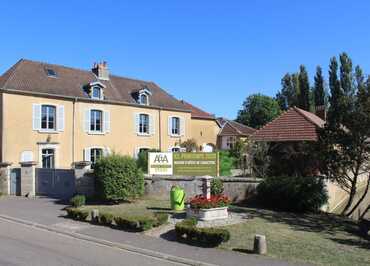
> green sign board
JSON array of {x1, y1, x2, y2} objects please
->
[{"x1": 173, "y1": 152, "x2": 219, "y2": 176}]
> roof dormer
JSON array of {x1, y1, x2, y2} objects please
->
[
  {"x1": 137, "y1": 87, "x2": 152, "y2": 106},
  {"x1": 87, "y1": 81, "x2": 106, "y2": 100}
]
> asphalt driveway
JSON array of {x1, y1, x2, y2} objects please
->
[{"x1": 0, "y1": 196, "x2": 301, "y2": 266}]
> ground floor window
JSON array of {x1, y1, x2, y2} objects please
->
[
  {"x1": 90, "y1": 148, "x2": 103, "y2": 164},
  {"x1": 226, "y1": 136, "x2": 236, "y2": 149},
  {"x1": 42, "y1": 148, "x2": 55, "y2": 168},
  {"x1": 171, "y1": 147, "x2": 181, "y2": 152}
]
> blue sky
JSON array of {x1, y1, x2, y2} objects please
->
[{"x1": 1, "y1": 1, "x2": 370, "y2": 118}]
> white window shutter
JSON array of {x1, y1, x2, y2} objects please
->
[
  {"x1": 168, "y1": 116, "x2": 172, "y2": 136},
  {"x1": 103, "y1": 111, "x2": 110, "y2": 133},
  {"x1": 57, "y1": 105, "x2": 65, "y2": 131},
  {"x1": 134, "y1": 113, "x2": 140, "y2": 134},
  {"x1": 32, "y1": 104, "x2": 41, "y2": 130},
  {"x1": 149, "y1": 114, "x2": 155, "y2": 135},
  {"x1": 84, "y1": 109, "x2": 90, "y2": 133},
  {"x1": 84, "y1": 148, "x2": 91, "y2": 161},
  {"x1": 180, "y1": 117, "x2": 185, "y2": 136}
]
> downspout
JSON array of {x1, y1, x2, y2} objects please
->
[
  {"x1": 158, "y1": 108, "x2": 162, "y2": 151},
  {"x1": 72, "y1": 97, "x2": 77, "y2": 165}
]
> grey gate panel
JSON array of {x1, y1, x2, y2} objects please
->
[
  {"x1": 35, "y1": 168, "x2": 75, "y2": 199},
  {"x1": 10, "y1": 168, "x2": 21, "y2": 195}
]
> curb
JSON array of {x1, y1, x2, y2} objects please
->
[{"x1": 0, "y1": 214, "x2": 217, "y2": 266}]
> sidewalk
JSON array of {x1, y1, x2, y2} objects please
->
[{"x1": 0, "y1": 197, "x2": 301, "y2": 266}]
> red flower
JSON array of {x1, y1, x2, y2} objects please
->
[{"x1": 188, "y1": 194, "x2": 230, "y2": 209}]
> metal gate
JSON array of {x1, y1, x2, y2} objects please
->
[
  {"x1": 10, "y1": 168, "x2": 21, "y2": 195},
  {"x1": 35, "y1": 168, "x2": 75, "y2": 199}
]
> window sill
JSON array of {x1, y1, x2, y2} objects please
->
[
  {"x1": 38, "y1": 130, "x2": 59, "y2": 134},
  {"x1": 170, "y1": 134, "x2": 181, "y2": 138},
  {"x1": 88, "y1": 131, "x2": 105, "y2": 135},
  {"x1": 137, "y1": 133, "x2": 152, "y2": 137}
]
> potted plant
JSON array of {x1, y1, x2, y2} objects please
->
[{"x1": 186, "y1": 194, "x2": 230, "y2": 221}]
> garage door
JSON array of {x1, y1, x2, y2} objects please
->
[{"x1": 35, "y1": 168, "x2": 75, "y2": 199}]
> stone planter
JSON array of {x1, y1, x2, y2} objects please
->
[{"x1": 186, "y1": 206, "x2": 229, "y2": 221}]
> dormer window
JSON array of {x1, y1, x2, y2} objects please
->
[
  {"x1": 137, "y1": 87, "x2": 152, "y2": 106},
  {"x1": 87, "y1": 82, "x2": 105, "y2": 100},
  {"x1": 92, "y1": 86, "x2": 102, "y2": 100}
]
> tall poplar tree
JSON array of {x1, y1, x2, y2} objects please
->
[
  {"x1": 313, "y1": 66, "x2": 325, "y2": 107},
  {"x1": 297, "y1": 65, "x2": 310, "y2": 111}
]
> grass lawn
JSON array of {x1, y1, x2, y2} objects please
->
[
  {"x1": 80, "y1": 197, "x2": 172, "y2": 218},
  {"x1": 220, "y1": 206, "x2": 370, "y2": 266}
]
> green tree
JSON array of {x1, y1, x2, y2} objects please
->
[
  {"x1": 313, "y1": 66, "x2": 326, "y2": 107},
  {"x1": 236, "y1": 93, "x2": 281, "y2": 129},
  {"x1": 318, "y1": 53, "x2": 370, "y2": 217},
  {"x1": 276, "y1": 73, "x2": 298, "y2": 110},
  {"x1": 297, "y1": 65, "x2": 310, "y2": 111}
]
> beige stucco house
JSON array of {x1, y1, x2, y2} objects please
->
[{"x1": 0, "y1": 59, "x2": 220, "y2": 169}]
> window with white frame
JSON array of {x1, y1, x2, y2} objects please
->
[
  {"x1": 91, "y1": 86, "x2": 102, "y2": 100},
  {"x1": 90, "y1": 148, "x2": 103, "y2": 165},
  {"x1": 226, "y1": 136, "x2": 236, "y2": 149},
  {"x1": 171, "y1": 117, "x2": 180, "y2": 135},
  {"x1": 139, "y1": 93, "x2": 149, "y2": 105},
  {"x1": 41, "y1": 105, "x2": 56, "y2": 130},
  {"x1": 139, "y1": 114, "x2": 149, "y2": 134},
  {"x1": 90, "y1": 109, "x2": 102, "y2": 132},
  {"x1": 41, "y1": 148, "x2": 55, "y2": 168},
  {"x1": 33, "y1": 104, "x2": 64, "y2": 132}
]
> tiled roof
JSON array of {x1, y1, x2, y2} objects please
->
[
  {"x1": 0, "y1": 59, "x2": 190, "y2": 112},
  {"x1": 180, "y1": 100, "x2": 215, "y2": 119},
  {"x1": 252, "y1": 107, "x2": 325, "y2": 142},
  {"x1": 217, "y1": 118, "x2": 256, "y2": 136}
]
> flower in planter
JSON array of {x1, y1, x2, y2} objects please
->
[{"x1": 188, "y1": 194, "x2": 230, "y2": 209}]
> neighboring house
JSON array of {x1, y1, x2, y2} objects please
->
[
  {"x1": 252, "y1": 106, "x2": 325, "y2": 142},
  {"x1": 216, "y1": 118, "x2": 256, "y2": 150},
  {"x1": 0, "y1": 59, "x2": 219, "y2": 168}
]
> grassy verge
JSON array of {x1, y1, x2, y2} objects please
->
[
  {"x1": 79, "y1": 197, "x2": 173, "y2": 219},
  {"x1": 219, "y1": 206, "x2": 370, "y2": 266}
]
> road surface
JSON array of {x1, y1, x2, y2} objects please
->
[{"x1": 0, "y1": 219, "x2": 183, "y2": 266}]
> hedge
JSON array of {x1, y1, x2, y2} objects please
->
[
  {"x1": 69, "y1": 195, "x2": 86, "y2": 207},
  {"x1": 65, "y1": 208, "x2": 89, "y2": 221},
  {"x1": 257, "y1": 175, "x2": 328, "y2": 212},
  {"x1": 175, "y1": 218, "x2": 230, "y2": 247},
  {"x1": 99, "y1": 213, "x2": 114, "y2": 225},
  {"x1": 94, "y1": 154, "x2": 144, "y2": 202}
]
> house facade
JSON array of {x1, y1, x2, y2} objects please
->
[
  {"x1": 0, "y1": 59, "x2": 220, "y2": 169},
  {"x1": 216, "y1": 118, "x2": 255, "y2": 150}
]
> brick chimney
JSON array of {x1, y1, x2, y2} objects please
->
[
  {"x1": 92, "y1": 61, "x2": 109, "y2": 80},
  {"x1": 315, "y1": 105, "x2": 326, "y2": 121}
]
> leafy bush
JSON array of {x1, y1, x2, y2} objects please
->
[
  {"x1": 175, "y1": 219, "x2": 230, "y2": 247},
  {"x1": 219, "y1": 151, "x2": 235, "y2": 176},
  {"x1": 65, "y1": 208, "x2": 89, "y2": 221},
  {"x1": 188, "y1": 195, "x2": 230, "y2": 209},
  {"x1": 180, "y1": 138, "x2": 198, "y2": 152},
  {"x1": 211, "y1": 178, "x2": 224, "y2": 195},
  {"x1": 99, "y1": 213, "x2": 114, "y2": 225},
  {"x1": 136, "y1": 149, "x2": 160, "y2": 173},
  {"x1": 94, "y1": 154, "x2": 144, "y2": 202},
  {"x1": 114, "y1": 215, "x2": 156, "y2": 231},
  {"x1": 153, "y1": 212, "x2": 169, "y2": 226},
  {"x1": 257, "y1": 176, "x2": 328, "y2": 212},
  {"x1": 69, "y1": 195, "x2": 86, "y2": 207}
]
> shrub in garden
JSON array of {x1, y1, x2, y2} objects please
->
[
  {"x1": 65, "y1": 208, "x2": 89, "y2": 221},
  {"x1": 153, "y1": 212, "x2": 169, "y2": 226},
  {"x1": 99, "y1": 213, "x2": 114, "y2": 225},
  {"x1": 175, "y1": 218, "x2": 230, "y2": 247},
  {"x1": 69, "y1": 195, "x2": 86, "y2": 207},
  {"x1": 188, "y1": 195, "x2": 230, "y2": 209},
  {"x1": 114, "y1": 215, "x2": 156, "y2": 231},
  {"x1": 211, "y1": 178, "x2": 224, "y2": 195},
  {"x1": 136, "y1": 149, "x2": 160, "y2": 173},
  {"x1": 219, "y1": 151, "x2": 236, "y2": 176},
  {"x1": 257, "y1": 175, "x2": 328, "y2": 212},
  {"x1": 94, "y1": 154, "x2": 144, "y2": 202}
]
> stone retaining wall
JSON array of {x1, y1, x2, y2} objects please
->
[{"x1": 144, "y1": 175, "x2": 261, "y2": 202}]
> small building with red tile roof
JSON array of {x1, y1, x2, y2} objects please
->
[
  {"x1": 216, "y1": 118, "x2": 256, "y2": 150},
  {"x1": 252, "y1": 106, "x2": 325, "y2": 142}
]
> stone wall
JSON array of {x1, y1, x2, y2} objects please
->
[{"x1": 144, "y1": 175, "x2": 261, "y2": 202}]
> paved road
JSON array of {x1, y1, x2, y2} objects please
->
[{"x1": 0, "y1": 219, "x2": 182, "y2": 266}]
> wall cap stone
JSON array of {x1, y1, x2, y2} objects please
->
[
  {"x1": 73, "y1": 161, "x2": 92, "y2": 168},
  {"x1": 0, "y1": 162, "x2": 12, "y2": 167},
  {"x1": 19, "y1": 161, "x2": 38, "y2": 167}
]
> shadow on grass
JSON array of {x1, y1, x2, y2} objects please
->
[
  {"x1": 232, "y1": 248, "x2": 255, "y2": 254},
  {"x1": 329, "y1": 237, "x2": 370, "y2": 249}
]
